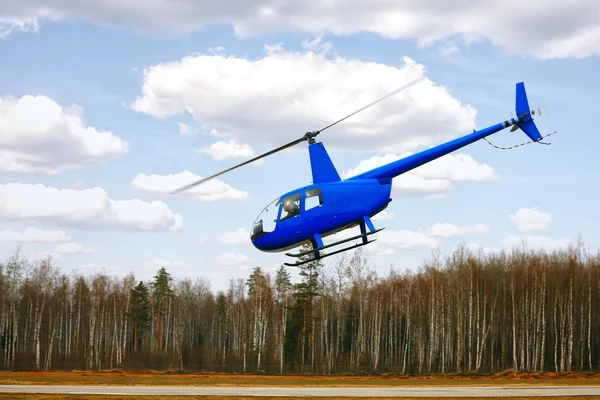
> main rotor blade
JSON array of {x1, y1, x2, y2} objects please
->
[
  {"x1": 315, "y1": 74, "x2": 427, "y2": 134},
  {"x1": 171, "y1": 74, "x2": 427, "y2": 195},
  {"x1": 170, "y1": 137, "x2": 305, "y2": 194}
]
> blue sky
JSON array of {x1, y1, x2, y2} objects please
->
[{"x1": 1, "y1": 3, "x2": 599, "y2": 291}]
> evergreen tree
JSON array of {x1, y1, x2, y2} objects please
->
[
  {"x1": 151, "y1": 267, "x2": 173, "y2": 353},
  {"x1": 129, "y1": 281, "x2": 150, "y2": 352},
  {"x1": 293, "y1": 242, "x2": 324, "y2": 371}
]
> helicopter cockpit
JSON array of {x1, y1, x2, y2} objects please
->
[
  {"x1": 250, "y1": 188, "x2": 323, "y2": 242},
  {"x1": 250, "y1": 197, "x2": 280, "y2": 241}
]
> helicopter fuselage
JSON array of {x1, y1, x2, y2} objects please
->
[{"x1": 251, "y1": 179, "x2": 392, "y2": 252}]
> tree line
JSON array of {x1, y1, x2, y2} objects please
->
[{"x1": 0, "y1": 241, "x2": 598, "y2": 374}]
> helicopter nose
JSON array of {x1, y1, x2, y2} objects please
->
[{"x1": 250, "y1": 231, "x2": 274, "y2": 252}]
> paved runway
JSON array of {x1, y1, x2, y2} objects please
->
[{"x1": 0, "y1": 384, "x2": 599, "y2": 397}]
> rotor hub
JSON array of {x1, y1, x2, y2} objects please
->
[{"x1": 304, "y1": 131, "x2": 320, "y2": 144}]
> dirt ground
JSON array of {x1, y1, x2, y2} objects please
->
[{"x1": 0, "y1": 370, "x2": 599, "y2": 387}]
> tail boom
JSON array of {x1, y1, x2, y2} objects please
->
[
  {"x1": 348, "y1": 122, "x2": 509, "y2": 182},
  {"x1": 347, "y1": 81, "x2": 544, "y2": 182}
]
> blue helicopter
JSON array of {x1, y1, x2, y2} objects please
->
[{"x1": 173, "y1": 77, "x2": 548, "y2": 267}]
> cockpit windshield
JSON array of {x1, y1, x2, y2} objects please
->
[{"x1": 250, "y1": 197, "x2": 280, "y2": 240}]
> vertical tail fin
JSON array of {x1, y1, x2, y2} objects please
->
[{"x1": 515, "y1": 82, "x2": 543, "y2": 142}]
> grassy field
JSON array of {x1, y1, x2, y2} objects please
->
[{"x1": 0, "y1": 371, "x2": 599, "y2": 387}]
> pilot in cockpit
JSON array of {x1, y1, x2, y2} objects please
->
[{"x1": 283, "y1": 199, "x2": 300, "y2": 218}]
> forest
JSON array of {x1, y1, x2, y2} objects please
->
[{"x1": 0, "y1": 241, "x2": 598, "y2": 375}]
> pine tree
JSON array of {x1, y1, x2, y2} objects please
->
[
  {"x1": 293, "y1": 242, "x2": 324, "y2": 371},
  {"x1": 129, "y1": 281, "x2": 151, "y2": 352},
  {"x1": 151, "y1": 267, "x2": 173, "y2": 353}
]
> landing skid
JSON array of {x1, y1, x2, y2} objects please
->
[{"x1": 283, "y1": 223, "x2": 385, "y2": 267}]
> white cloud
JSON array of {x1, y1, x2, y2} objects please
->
[
  {"x1": 130, "y1": 51, "x2": 476, "y2": 154},
  {"x1": 0, "y1": 227, "x2": 71, "y2": 243},
  {"x1": 207, "y1": 46, "x2": 225, "y2": 54},
  {"x1": 0, "y1": 16, "x2": 41, "y2": 39},
  {"x1": 218, "y1": 228, "x2": 250, "y2": 244},
  {"x1": 0, "y1": 183, "x2": 183, "y2": 232},
  {"x1": 53, "y1": 242, "x2": 96, "y2": 254},
  {"x1": 378, "y1": 230, "x2": 439, "y2": 250},
  {"x1": 372, "y1": 211, "x2": 396, "y2": 221},
  {"x1": 71, "y1": 180, "x2": 86, "y2": 190},
  {"x1": 0, "y1": 95, "x2": 129, "y2": 173},
  {"x1": 322, "y1": 225, "x2": 437, "y2": 251},
  {"x1": 422, "y1": 222, "x2": 490, "y2": 237},
  {"x1": 216, "y1": 252, "x2": 250, "y2": 266},
  {"x1": 509, "y1": 207, "x2": 551, "y2": 231},
  {"x1": 345, "y1": 153, "x2": 497, "y2": 196},
  {"x1": 365, "y1": 242, "x2": 397, "y2": 255},
  {"x1": 199, "y1": 140, "x2": 256, "y2": 160},
  {"x1": 77, "y1": 263, "x2": 129, "y2": 277},
  {"x1": 28, "y1": 250, "x2": 62, "y2": 262},
  {"x1": 501, "y1": 235, "x2": 574, "y2": 251},
  {"x1": 2, "y1": 1, "x2": 598, "y2": 58},
  {"x1": 142, "y1": 258, "x2": 188, "y2": 268},
  {"x1": 460, "y1": 242, "x2": 501, "y2": 255},
  {"x1": 131, "y1": 170, "x2": 250, "y2": 202},
  {"x1": 177, "y1": 121, "x2": 193, "y2": 135}
]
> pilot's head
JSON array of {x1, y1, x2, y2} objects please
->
[{"x1": 284, "y1": 201, "x2": 299, "y2": 213}]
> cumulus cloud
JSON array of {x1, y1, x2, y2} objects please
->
[
  {"x1": 0, "y1": 183, "x2": 183, "y2": 232},
  {"x1": 26, "y1": 241, "x2": 95, "y2": 261},
  {"x1": 77, "y1": 263, "x2": 129, "y2": 277},
  {"x1": 378, "y1": 230, "x2": 439, "y2": 250},
  {"x1": 344, "y1": 152, "x2": 497, "y2": 196},
  {"x1": 216, "y1": 252, "x2": 250, "y2": 266},
  {"x1": 0, "y1": 95, "x2": 129, "y2": 174},
  {"x1": 368, "y1": 244, "x2": 398, "y2": 255},
  {"x1": 459, "y1": 242, "x2": 501, "y2": 255},
  {"x1": 53, "y1": 242, "x2": 96, "y2": 254},
  {"x1": 131, "y1": 170, "x2": 249, "y2": 202},
  {"x1": 130, "y1": 51, "x2": 476, "y2": 153},
  {"x1": 199, "y1": 140, "x2": 263, "y2": 166},
  {"x1": 141, "y1": 258, "x2": 188, "y2": 268},
  {"x1": 372, "y1": 211, "x2": 396, "y2": 221},
  {"x1": 0, "y1": 16, "x2": 41, "y2": 39},
  {"x1": 2, "y1": 1, "x2": 598, "y2": 58},
  {"x1": 422, "y1": 222, "x2": 490, "y2": 237},
  {"x1": 501, "y1": 235, "x2": 574, "y2": 251},
  {"x1": 324, "y1": 227, "x2": 438, "y2": 251},
  {"x1": 0, "y1": 226, "x2": 71, "y2": 243},
  {"x1": 218, "y1": 228, "x2": 250, "y2": 244},
  {"x1": 509, "y1": 207, "x2": 551, "y2": 231},
  {"x1": 201, "y1": 140, "x2": 251, "y2": 160},
  {"x1": 177, "y1": 122, "x2": 193, "y2": 135}
]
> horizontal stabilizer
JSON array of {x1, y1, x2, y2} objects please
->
[{"x1": 519, "y1": 119, "x2": 543, "y2": 142}]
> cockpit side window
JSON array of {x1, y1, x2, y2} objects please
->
[
  {"x1": 305, "y1": 187, "x2": 323, "y2": 211},
  {"x1": 280, "y1": 192, "x2": 301, "y2": 221}
]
